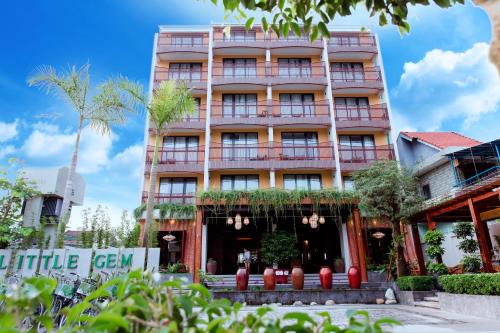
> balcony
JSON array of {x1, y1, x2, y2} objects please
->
[
  {"x1": 145, "y1": 145, "x2": 205, "y2": 174},
  {"x1": 334, "y1": 104, "x2": 390, "y2": 130},
  {"x1": 209, "y1": 143, "x2": 271, "y2": 170},
  {"x1": 211, "y1": 64, "x2": 269, "y2": 91},
  {"x1": 153, "y1": 66, "x2": 208, "y2": 93},
  {"x1": 212, "y1": 29, "x2": 267, "y2": 55},
  {"x1": 330, "y1": 67, "x2": 384, "y2": 94},
  {"x1": 338, "y1": 145, "x2": 395, "y2": 172},
  {"x1": 267, "y1": 32, "x2": 323, "y2": 56},
  {"x1": 268, "y1": 62, "x2": 328, "y2": 90},
  {"x1": 210, "y1": 102, "x2": 270, "y2": 128},
  {"x1": 142, "y1": 191, "x2": 196, "y2": 205},
  {"x1": 272, "y1": 142, "x2": 336, "y2": 170},
  {"x1": 328, "y1": 33, "x2": 378, "y2": 61},
  {"x1": 156, "y1": 33, "x2": 209, "y2": 61},
  {"x1": 149, "y1": 106, "x2": 206, "y2": 133},
  {"x1": 269, "y1": 101, "x2": 331, "y2": 128}
]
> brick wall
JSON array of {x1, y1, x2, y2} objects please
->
[{"x1": 419, "y1": 162, "x2": 455, "y2": 199}]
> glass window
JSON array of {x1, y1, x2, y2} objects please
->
[
  {"x1": 339, "y1": 135, "x2": 376, "y2": 161},
  {"x1": 221, "y1": 133, "x2": 258, "y2": 160},
  {"x1": 163, "y1": 136, "x2": 199, "y2": 163},
  {"x1": 226, "y1": 30, "x2": 256, "y2": 42},
  {"x1": 278, "y1": 58, "x2": 311, "y2": 77},
  {"x1": 343, "y1": 176, "x2": 355, "y2": 191},
  {"x1": 158, "y1": 178, "x2": 197, "y2": 204},
  {"x1": 168, "y1": 63, "x2": 202, "y2": 81},
  {"x1": 331, "y1": 62, "x2": 364, "y2": 81},
  {"x1": 279, "y1": 94, "x2": 315, "y2": 116},
  {"x1": 334, "y1": 97, "x2": 369, "y2": 119},
  {"x1": 223, "y1": 59, "x2": 256, "y2": 77},
  {"x1": 222, "y1": 94, "x2": 257, "y2": 117},
  {"x1": 221, "y1": 175, "x2": 259, "y2": 191},
  {"x1": 171, "y1": 35, "x2": 203, "y2": 47},
  {"x1": 281, "y1": 132, "x2": 319, "y2": 159},
  {"x1": 283, "y1": 174, "x2": 322, "y2": 190}
]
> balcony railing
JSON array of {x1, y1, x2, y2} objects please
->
[
  {"x1": 157, "y1": 34, "x2": 208, "y2": 48},
  {"x1": 211, "y1": 103, "x2": 269, "y2": 118},
  {"x1": 338, "y1": 145, "x2": 394, "y2": 163},
  {"x1": 145, "y1": 146, "x2": 205, "y2": 164},
  {"x1": 142, "y1": 191, "x2": 196, "y2": 205},
  {"x1": 328, "y1": 34, "x2": 376, "y2": 47},
  {"x1": 210, "y1": 143, "x2": 270, "y2": 162},
  {"x1": 269, "y1": 62, "x2": 327, "y2": 78},
  {"x1": 330, "y1": 67, "x2": 382, "y2": 83},
  {"x1": 154, "y1": 67, "x2": 208, "y2": 85},
  {"x1": 334, "y1": 104, "x2": 388, "y2": 121},
  {"x1": 270, "y1": 101, "x2": 330, "y2": 118},
  {"x1": 211, "y1": 64, "x2": 268, "y2": 80},
  {"x1": 273, "y1": 143, "x2": 334, "y2": 161}
]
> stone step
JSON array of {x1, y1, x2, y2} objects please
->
[
  {"x1": 423, "y1": 296, "x2": 439, "y2": 302},
  {"x1": 414, "y1": 300, "x2": 440, "y2": 309}
]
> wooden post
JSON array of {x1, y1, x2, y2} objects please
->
[
  {"x1": 353, "y1": 208, "x2": 368, "y2": 283},
  {"x1": 345, "y1": 216, "x2": 360, "y2": 269},
  {"x1": 467, "y1": 198, "x2": 494, "y2": 273},
  {"x1": 193, "y1": 209, "x2": 203, "y2": 283},
  {"x1": 411, "y1": 222, "x2": 426, "y2": 275}
]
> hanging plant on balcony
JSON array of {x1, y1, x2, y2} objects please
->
[{"x1": 133, "y1": 202, "x2": 196, "y2": 221}]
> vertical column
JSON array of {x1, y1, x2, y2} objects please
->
[
  {"x1": 353, "y1": 208, "x2": 368, "y2": 282},
  {"x1": 266, "y1": 50, "x2": 275, "y2": 189},
  {"x1": 193, "y1": 210, "x2": 203, "y2": 282},
  {"x1": 201, "y1": 224, "x2": 207, "y2": 274},
  {"x1": 340, "y1": 222, "x2": 352, "y2": 271},
  {"x1": 411, "y1": 222, "x2": 426, "y2": 275},
  {"x1": 467, "y1": 198, "x2": 494, "y2": 272},
  {"x1": 322, "y1": 38, "x2": 342, "y2": 189}
]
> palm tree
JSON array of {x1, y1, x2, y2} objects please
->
[
  {"x1": 27, "y1": 63, "x2": 137, "y2": 247},
  {"x1": 119, "y1": 80, "x2": 196, "y2": 248}
]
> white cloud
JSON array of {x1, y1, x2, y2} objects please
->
[
  {"x1": 0, "y1": 120, "x2": 18, "y2": 142},
  {"x1": 69, "y1": 197, "x2": 130, "y2": 229},
  {"x1": 108, "y1": 144, "x2": 144, "y2": 181},
  {"x1": 0, "y1": 145, "x2": 16, "y2": 159},
  {"x1": 391, "y1": 43, "x2": 500, "y2": 133},
  {"x1": 31, "y1": 121, "x2": 60, "y2": 134}
]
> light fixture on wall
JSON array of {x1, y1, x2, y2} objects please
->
[
  {"x1": 163, "y1": 233, "x2": 176, "y2": 242},
  {"x1": 243, "y1": 216, "x2": 250, "y2": 225}
]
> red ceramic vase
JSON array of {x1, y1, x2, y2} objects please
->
[
  {"x1": 291, "y1": 266, "x2": 304, "y2": 290},
  {"x1": 263, "y1": 267, "x2": 276, "y2": 290},
  {"x1": 206, "y1": 260, "x2": 217, "y2": 275},
  {"x1": 348, "y1": 266, "x2": 361, "y2": 289},
  {"x1": 236, "y1": 267, "x2": 248, "y2": 291},
  {"x1": 319, "y1": 266, "x2": 333, "y2": 289}
]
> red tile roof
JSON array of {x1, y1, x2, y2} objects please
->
[{"x1": 401, "y1": 132, "x2": 481, "y2": 150}]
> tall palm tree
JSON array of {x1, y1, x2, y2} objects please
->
[
  {"x1": 27, "y1": 64, "x2": 137, "y2": 247},
  {"x1": 119, "y1": 80, "x2": 196, "y2": 248}
]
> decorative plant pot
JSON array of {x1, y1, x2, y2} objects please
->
[
  {"x1": 348, "y1": 266, "x2": 361, "y2": 289},
  {"x1": 334, "y1": 258, "x2": 345, "y2": 273},
  {"x1": 263, "y1": 267, "x2": 276, "y2": 290},
  {"x1": 319, "y1": 266, "x2": 333, "y2": 290},
  {"x1": 291, "y1": 266, "x2": 304, "y2": 290},
  {"x1": 275, "y1": 269, "x2": 289, "y2": 284},
  {"x1": 206, "y1": 260, "x2": 217, "y2": 275},
  {"x1": 236, "y1": 267, "x2": 248, "y2": 291}
]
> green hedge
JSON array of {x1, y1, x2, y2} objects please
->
[
  {"x1": 396, "y1": 276, "x2": 434, "y2": 291},
  {"x1": 438, "y1": 274, "x2": 500, "y2": 296}
]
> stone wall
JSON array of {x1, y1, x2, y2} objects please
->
[
  {"x1": 419, "y1": 162, "x2": 455, "y2": 199},
  {"x1": 438, "y1": 292, "x2": 500, "y2": 320}
]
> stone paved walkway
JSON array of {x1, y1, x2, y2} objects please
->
[{"x1": 240, "y1": 304, "x2": 500, "y2": 332}]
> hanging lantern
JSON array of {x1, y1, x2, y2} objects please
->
[
  {"x1": 163, "y1": 233, "x2": 176, "y2": 242},
  {"x1": 310, "y1": 213, "x2": 318, "y2": 224},
  {"x1": 243, "y1": 216, "x2": 250, "y2": 225},
  {"x1": 372, "y1": 231, "x2": 386, "y2": 239},
  {"x1": 235, "y1": 220, "x2": 242, "y2": 230},
  {"x1": 235, "y1": 214, "x2": 242, "y2": 224},
  {"x1": 227, "y1": 217, "x2": 234, "y2": 225},
  {"x1": 302, "y1": 216, "x2": 309, "y2": 224},
  {"x1": 310, "y1": 219, "x2": 318, "y2": 229},
  {"x1": 319, "y1": 216, "x2": 326, "y2": 224}
]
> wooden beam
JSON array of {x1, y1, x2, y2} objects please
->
[
  {"x1": 193, "y1": 210, "x2": 203, "y2": 283},
  {"x1": 429, "y1": 190, "x2": 499, "y2": 218},
  {"x1": 480, "y1": 207, "x2": 500, "y2": 221},
  {"x1": 353, "y1": 208, "x2": 368, "y2": 283},
  {"x1": 467, "y1": 198, "x2": 494, "y2": 273},
  {"x1": 411, "y1": 223, "x2": 426, "y2": 276}
]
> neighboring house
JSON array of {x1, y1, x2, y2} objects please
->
[
  {"x1": 21, "y1": 167, "x2": 85, "y2": 248},
  {"x1": 397, "y1": 132, "x2": 500, "y2": 271}
]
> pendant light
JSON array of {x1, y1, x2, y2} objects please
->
[
  {"x1": 235, "y1": 213, "x2": 242, "y2": 224},
  {"x1": 227, "y1": 217, "x2": 234, "y2": 225},
  {"x1": 302, "y1": 216, "x2": 309, "y2": 224},
  {"x1": 243, "y1": 216, "x2": 250, "y2": 225},
  {"x1": 319, "y1": 216, "x2": 325, "y2": 224},
  {"x1": 235, "y1": 220, "x2": 242, "y2": 230}
]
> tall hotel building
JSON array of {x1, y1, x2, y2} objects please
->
[{"x1": 142, "y1": 25, "x2": 397, "y2": 282}]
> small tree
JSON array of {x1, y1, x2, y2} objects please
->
[
  {"x1": 260, "y1": 231, "x2": 300, "y2": 267},
  {"x1": 423, "y1": 229, "x2": 447, "y2": 275},
  {"x1": 354, "y1": 160, "x2": 422, "y2": 277},
  {"x1": 452, "y1": 221, "x2": 481, "y2": 273}
]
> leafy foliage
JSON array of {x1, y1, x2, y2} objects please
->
[
  {"x1": 439, "y1": 273, "x2": 500, "y2": 295},
  {"x1": 423, "y1": 229, "x2": 447, "y2": 274},
  {"x1": 212, "y1": 0, "x2": 465, "y2": 37},
  {"x1": 0, "y1": 270, "x2": 401, "y2": 332},
  {"x1": 452, "y1": 221, "x2": 481, "y2": 273},
  {"x1": 425, "y1": 262, "x2": 448, "y2": 275},
  {"x1": 260, "y1": 231, "x2": 300, "y2": 267},
  {"x1": 396, "y1": 276, "x2": 434, "y2": 291},
  {"x1": 79, "y1": 206, "x2": 114, "y2": 248}
]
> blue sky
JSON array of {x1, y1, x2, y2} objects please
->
[{"x1": 0, "y1": 0, "x2": 498, "y2": 228}]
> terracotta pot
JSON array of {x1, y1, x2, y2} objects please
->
[
  {"x1": 319, "y1": 266, "x2": 333, "y2": 289},
  {"x1": 291, "y1": 266, "x2": 304, "y2": 290},
  {"x1": 206, "y1": 260, "x2": 217, "y2": 275},
  {"x1": 236, "y1": 267, "x2": 248, "y2": 291},
  {"x1": 263, "y1": 267, "x2": 276, "y2": 290},
  {"x1": 334, "y1": 258, "x2": 345, "y2": 273},
  {"x1": 348, "y1": 266, "x2": 361, "y2": 289}
]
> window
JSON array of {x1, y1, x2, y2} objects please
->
[
  {"x1": 158, "y1": 178, "x2": 197, "y2": 204},
  {"x1": 162, "y1": 136, "x2": 199, "y2": 163},
  {"x1": 168, "y1": 63, "x2": 202, "y2": 81},
  {"x1": 281, "y1": 132, "x2": 319, "y2": 159},
  {"x1": 339, "y1": 135, "x2": 376, "y2": 161},
  {"x1": 221, "y1": 175, "x2": 259, "y2": 191},
  {"x1": 279, "y1": 94, "x2": 315, "y2": 116},
  {"x1": 278, "y1": 58, "x2": 311, "y2": 77},
  {"x1": 225, "y1": 30, "x2": 256, "y2": 42},
  {"x1": 334, "y1": 97, "x2": 369, "y2": 119},
  {"x1": 223, "y1": 59, "x2": 257, "y2": 77},
  {"x1": 183, "y1": 98, "x2": 200, "y2": 120},
  {"x1": 422, "y1": 184, "x2": 431, "y2": 200},
  {"x1": 331, "y1": 62, "x2": 364, "y2": 81},
  {"x1": 171, "y1": 35, "x2": 203, "y2": 47},
  {"x1": 222, "y1": 94, "x2": 257, "y2": 117},
  {"x1": 343, "y1": 176, "x2": 355, "y2": 191},
  {"x1": 330, "y1": 35, "x2": 360, "y2": 46},
  {"x1": 283, "y1": 174, "x2": 322, "y2": 190},
  {"x1": 221, "y1": 133, "x2": 258, "y2": 160}
]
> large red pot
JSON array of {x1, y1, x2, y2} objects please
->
[
  {"x1": 236, "y1": 267, "x2": 248, "y2": 291},
  {"x1": 348, "y1": 266, "x2": 361, "y2": 289},
  {"x1": 319, "y1": 266, "x2": 333, "y2": 289},
  {"x1": 263, "y1": 267, "x2": 276, "y2": 290},
  {"x1": 291, "y1": 266, "x2": 304, "y2": 290},
  {"x1": 206, "y1": 260, "x2": 217, "y2": 275}
]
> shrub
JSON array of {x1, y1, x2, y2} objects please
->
[
  {"x1": 396, "y1": 276, "x2": 434, "y2": 291},
  {"x1": 426, "y1": 262, "x2": 449, "y2": 275},
  {"x1": 452, "y1": 222, "x2": 481, "y2": 273},
  {"x1": 438, "y1": 274, "x2": 500, "y2": 295}
]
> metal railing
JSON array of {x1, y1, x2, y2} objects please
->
[
  {"x1": 270, "y1": 101, "x2": 330, "y2": 118},
  {"x1": 330, "y1": 67, "x2": 381, "y2": 82},
  {"x1": 456, "y1": 165, "x2": 500, "y2": 188},
  {"x1": 211, "y1": 64, "x2": 268, "y2": 79},
  {"x1": 269, "y1": 62, "x2": 326, "y2": 78},
  {"x1": 334, "y1": 104, "x2": 388, "y2": 121},
  {"x1": 145, "y1": 146, "x2": 205, "y2": 164},
  {"x1": 142, "y1": 191, "x2": 196, "y2": 204},
  {"x1": 338, "y1": 145, "x2": 394, "y2": 163},
  {"x1": 211, "y1": 103, "x2": 268, "y2": 118},
  {"x1": 210, "y1": 143, "x2": 270, "y2": 162},
  {"x1": 154, "y1": 66, "x2": 208, "y2": 83},
  {"x1": 273, "y1": 143, "x2": 334, "y2": 160},
  {"x1": 157, "y1": 34, "x2": 208, "y2": 48},
  {"x1": 328, "y1": 34, "x2": 376, "y2": 47}
]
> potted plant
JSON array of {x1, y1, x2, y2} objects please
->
[
  {"x1": 334, "y1": 257, "x2": 345, "y2": 273},
  {"x1": 159, "y1": 262, "x2": 192, "y2": 283},
  {"x1": 206, "y1": 258, "x2": 217, "y2": 274},
  {"x1": 260, "y1": 231, "x2": 299, "y2": 285}
]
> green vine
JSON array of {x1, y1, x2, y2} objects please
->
[{"x1": 133, "y1": 202, "x2": 196, "y2": 221}]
